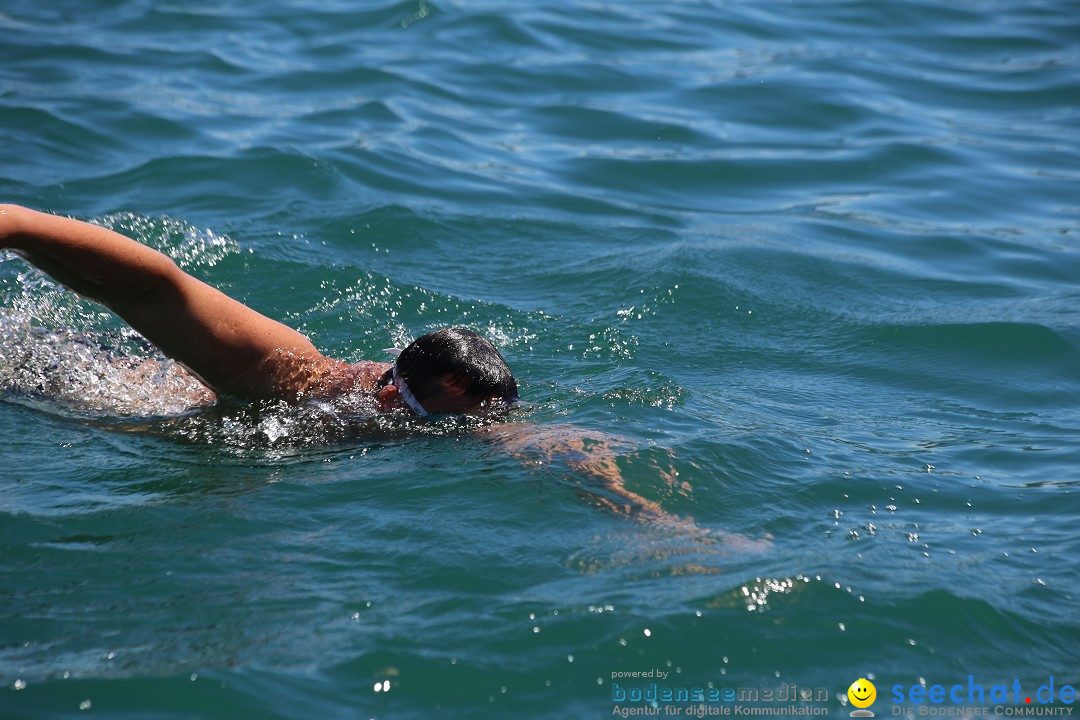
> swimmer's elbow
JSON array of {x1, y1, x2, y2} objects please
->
[
  {"x1": 152, "y1": 254, "x2": 185, "y2": 288},
  {"x1": 134, "y1": 252, "x2": 190, "y2": 302}
]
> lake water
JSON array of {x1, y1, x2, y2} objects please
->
[{"x1": 2, "y1": 0, "x2": 1079, "y2": 718}]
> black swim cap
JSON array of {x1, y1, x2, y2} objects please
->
[{"x1": 394, "y1": 327, "x2": 518, "y2": 406}]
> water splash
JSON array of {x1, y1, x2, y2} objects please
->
[
  {"x1": 0, "y1": 213, "x2": 240, "y2": 418},
  {"x1": 91, "y1": 213, "x2": 239, "y2": 271},
  {"x1": 0, "y1": 308, "x2": 214, "y2": 418}
]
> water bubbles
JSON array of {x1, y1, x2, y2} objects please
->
[
  {"x1": 580, "y1": 325, "x2": 638, "y2": 361},
  {"x1": 599, "y1": 376, "x2": 686, "y2": 408},
  {"x1": 739, "y1": 577, "x2": 798, "y2": 612},
  {"x1": 0, "y1": 309, "x2": 215, "y2": 417},
  {"x1": 94, "y1": 213, "x2": 238, "y2": 271},
  {"x1": 400, "y1": 0, "x2": 430, "y2": 28},
  {"x1": 260, "y1": 416, "x2": 288, "y2": 443}
]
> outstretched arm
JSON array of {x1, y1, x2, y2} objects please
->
[
  {"x1": 484, "y1": 422, "x2": 679, "y2": 523},
  {"x1": 485, "y1": 422, "x2": 773, "y2": 553},
  {"x1": 0, "y1": 204, "x2": 337, "y2": 399}
]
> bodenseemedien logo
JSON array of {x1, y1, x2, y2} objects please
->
[{"x1": 848, "y1": 678, "x2": 877, "y2": 717}]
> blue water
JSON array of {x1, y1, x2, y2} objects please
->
[{"x1": 2, "y1": 0, "x2": 1079, "y2": 718}]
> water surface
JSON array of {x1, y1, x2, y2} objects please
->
[{"x1": 2, "y1": 0, "x2": 1079, "y2": 717}]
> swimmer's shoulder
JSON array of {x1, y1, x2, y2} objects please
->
[{"x1": 309, "y1": 359, "x2": 393, "y2": 399}]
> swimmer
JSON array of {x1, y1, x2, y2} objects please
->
[
  {"x1": 0, "y1": 204, "x2": 516, "y2": 416},
  {"x1": 1, "y1": 203, "x2": 755, "y2": 543}
]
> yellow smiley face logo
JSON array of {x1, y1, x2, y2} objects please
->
[{"x1": 848, "y1": 678, "x2": 876, "y2": 708}]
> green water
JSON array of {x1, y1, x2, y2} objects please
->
[{"x1": 2, "y1": 0, "x2": 1079, "y2": 718}]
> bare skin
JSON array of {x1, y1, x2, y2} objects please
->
[
  {"x1": 1, "y1": 204, "x2": 762, "y2": 542},
  {"x1": 0, "y1": 204, "x2": 419, "y2": 410}
]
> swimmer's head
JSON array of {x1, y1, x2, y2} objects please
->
[{"x1": 379, "y1": 327, "x2": 518, "y2": 416}]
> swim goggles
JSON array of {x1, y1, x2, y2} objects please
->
[{"x1": 383, "y1": 348, "x2": 429, "y2": 417}]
